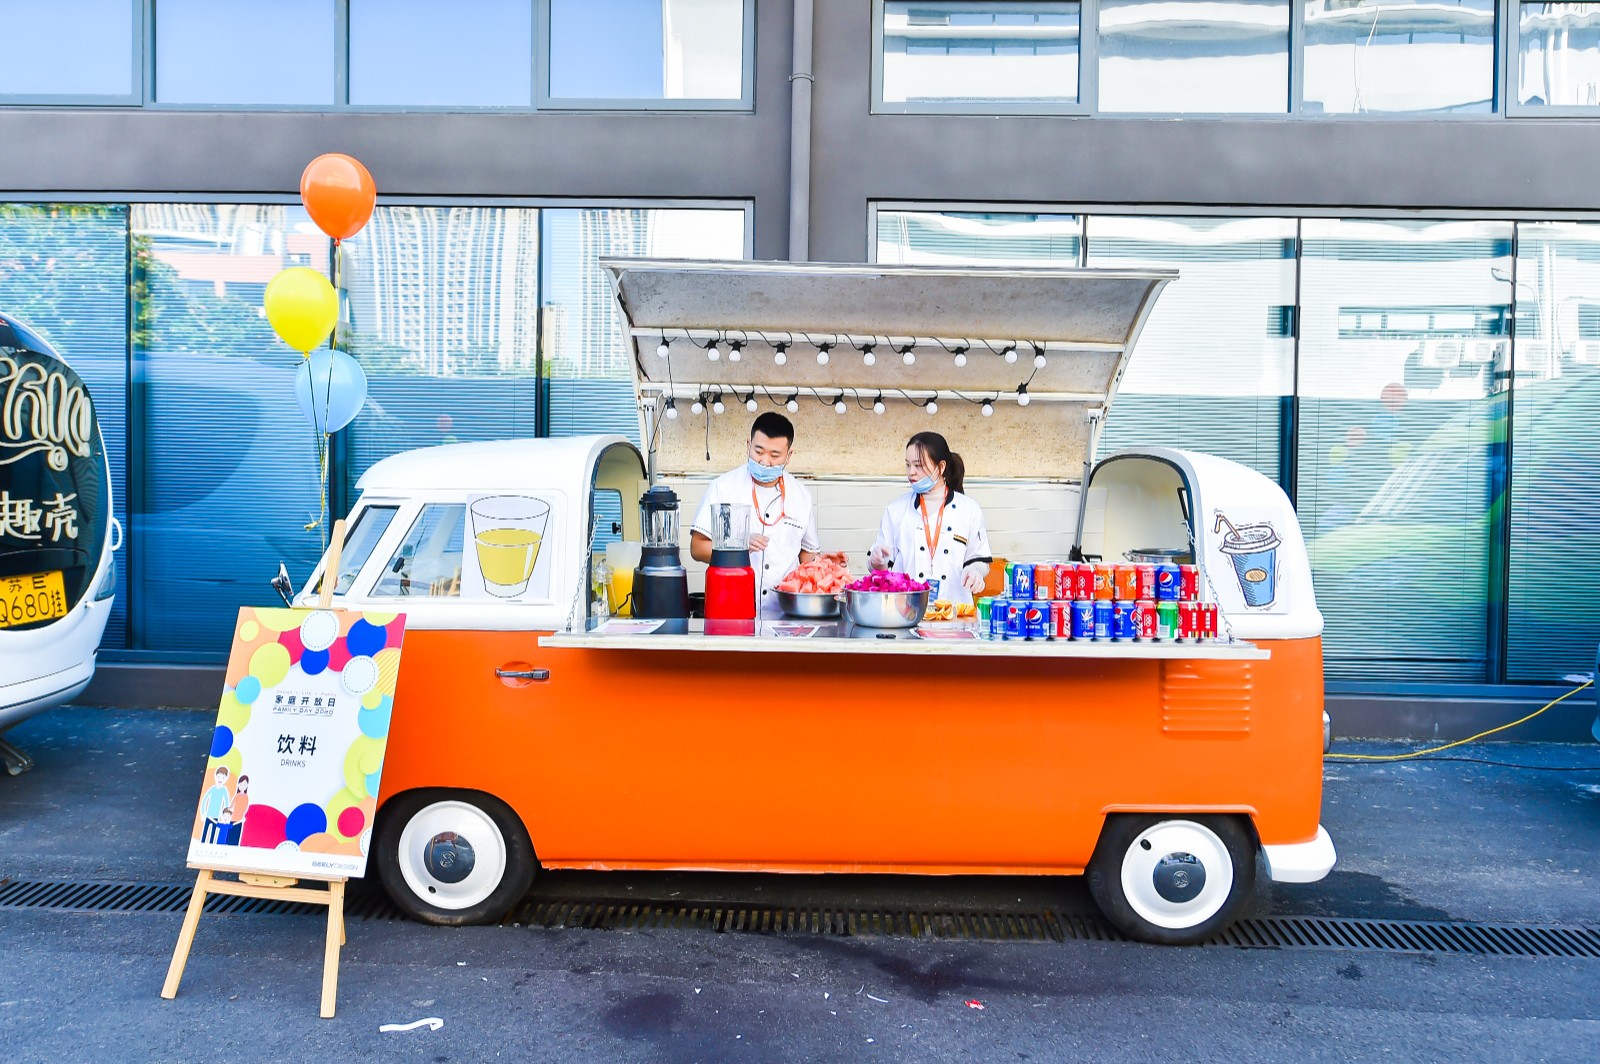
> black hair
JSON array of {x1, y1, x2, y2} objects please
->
[
  {"x1": 751, "y1": 411, "x2": 795, "y2": 445},
  {"x1": 907, "y1": 431, "x2": 965, "y2": 499}
]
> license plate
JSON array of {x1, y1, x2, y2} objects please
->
[{"x1": 0, "y1": 570, "x2": 67, "y2": 628}]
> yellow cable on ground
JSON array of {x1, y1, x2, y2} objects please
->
[{"x1": 1325, "y1": 680, "x2": 1594, "y2": 762}]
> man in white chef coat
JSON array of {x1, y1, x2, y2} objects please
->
[{"x1": 691, "y1": 412, "x2": 820, "y2": 617}]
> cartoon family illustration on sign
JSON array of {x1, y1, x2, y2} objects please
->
[
  {"x1": 1213, "y1": 509, "x2": 1281, "y2": 609},
  {"x1": 198, "y1": 766, "x2": 250, "y2": 846}
]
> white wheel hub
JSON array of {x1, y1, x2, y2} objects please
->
[
  {"x1": 395, "y1": 800, "x2": 508, "y2": 911},
  {"x1": 1119, "y1": 820, "x2": 1235, "y2": 931}
]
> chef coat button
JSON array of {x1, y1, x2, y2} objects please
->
[
  {"x1": 918, "y1": 572, "x2": 925, "y2": 578},
  {"x1": 764, "y1": 564, "x2": 770, "y2": 569},
  {"x1": 943, "y1": 548, "x2": 949, "y2": 554},
  {"x1": 918, "y1": 545, "x2": 925, "y2": 552}
]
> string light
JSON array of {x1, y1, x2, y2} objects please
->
[
  {"x1": 873, "y1": 394, "x2": 885, "y2": 415},
  {"x1": 728, "y1": 340, "x2": 743, "y2": 363},
  {"x1": 656, "y1": 337, "x2": 670, "y2": 358},
  {"x1": 926, "y1": 399, "x2": 938, "y2": 415},
  {"x1": 952, "y1": 345, "x2": 968, "y2": 369},
  {"x1": 786, "y1": 393, "x2": 800, "y2": 413},
  {"x1": 712, "y1": 397, "x2": 726, "y2": 415},
  {"x1": 1002, "y1": 344, "x2": 1018, "y2": 364},
  {"x1": 861, "y1": 343, "x2": 876, "y2": 367},
  {"x1": 691, "y1": 398, "x2": 705, "y2": 415},
  {"x1": 981, "y1": 400, "x2": 994, "y2": 417},
  {"x1": 1033, "y1": 344, "x2": 1047, "y2": 369},
  {"x1": 706, "y1": 339, "x2": 721, "y2": 361},
  {"x1": 773, "y1": 341, "x2": 788, "y2": 366},
  {"x1": 665, "y1": 397, "x2": 678, "y2": 419},
  {"x1": 834, "y1": 396, "x2": 847, "y2": 414},
  {"x1": 745, "y1": 391, "x2": 759, "y2": 413},
  {"x1": 1016, "y1": 383, "x2": 1031, "y2": 407},
  {"x1": 817, "y1": 342, "x2": 833, "y2": 366},
  {"x1": 899, "y1": 344, "x2": 916, "y2": 366}
]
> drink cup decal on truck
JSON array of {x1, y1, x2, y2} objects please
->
[{"x1": 1213, "y1": 510, "x2": 1282, "y2": 609}]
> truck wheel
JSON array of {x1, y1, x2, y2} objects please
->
[
  {"x1": 1086, "y1": 814, "x2": 1256, "y2": 945},
  {"x1": 375, "y1": 789, "x2": 535, "y2": 926}
]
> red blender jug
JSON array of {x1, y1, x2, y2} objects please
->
[{"x1": 704, "y1": 502, "x2": 756, "y2": 621}]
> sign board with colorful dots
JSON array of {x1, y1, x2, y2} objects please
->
[{"x1": 188, "y1": 606, "x2": 406, "y2": 879}]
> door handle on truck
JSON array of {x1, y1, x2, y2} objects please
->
[{"x1": 496, "y1": 668, "x2": 550, "y2": 681}]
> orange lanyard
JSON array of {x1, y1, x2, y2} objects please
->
[
  {"x1": 919, "y1": 495, "x2": 947, "y2": 557},
  {"x1": 752, "y1": 477, "x2": 786, "y2": 528}
]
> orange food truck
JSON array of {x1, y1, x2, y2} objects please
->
[{"x1": 291, "y1": 261, "x2": 1334, "y2": 944}]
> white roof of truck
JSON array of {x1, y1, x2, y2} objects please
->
[{"x1": 357, "y1": 435, "x2": 637, "y2": 500}]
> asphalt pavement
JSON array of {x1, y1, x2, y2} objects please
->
[{"x1": 2, "y1": 705, "x2": 1599, "y2": 1063}]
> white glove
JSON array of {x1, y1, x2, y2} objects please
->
[
  {"x1": 868, "y1": 545, "x2": 893, "y2": 570},
  {"x1": 960, "y1": 563, "x2": 988, "y2": 594}
]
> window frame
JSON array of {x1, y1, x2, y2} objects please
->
[
  {"x1": 0, "y1": 0, "x2": 145, "y2": 106},
  {"x1": 146, "y1": 0, "x2": 342, "y2": 112},
  {"x1": 534, "y1": 0, "x2": 757, "y2": 112},
  {"x1": 1505, "y1": 0, "x2": 1600, "y2": 117},
  {"x1": 343, "y1": 0, "x2": 537, "y2": 112}
]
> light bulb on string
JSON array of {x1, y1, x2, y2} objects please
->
[
  {"x1": 953, "y1": 346, "x2": 968, "y2": 369},
  {"x1": 706, "y1": 340, "x2": 721, "y2": 361},
  {"x1": 926, "y1": 399, "x2": 939, "y2": 415},
  {"x1": 773, "y1": 342, "x2": 788, "y2": 366},
  {"x1": 834, "y1": 397, "x2": 847, "y2": 414},
  {"x1": 900, "y1": 345, "x2": 916, "y2": 366},
  {"x1": 861, "y1": 344, "x2": 876, "y2": 367},
  {"x1": 1016, "y1": 384, "x2": 1031, "y2": 408},
  {"x1": 728, "y1": 340, "x2": 743, "y2": 363},
  {"x1": 786, "y1": 394, "x2": 800, "y2": 414},
  {"x1": 1033, "y1": 347, "x2": 1047, "y2": 369},
  {"x1": 817, "y1": 343, "x2": 832, "y2": 366},
  {"x1": 1002, "y1": 344, "x2": 1018, "y2": 364},
  {"x1": 873, "y1": 394, "x2": 885, "y2": 415},
  {"x1": 691, "y1": 398, "x2": 705, "y2": 416},
  {"x1": 981, "y1": 400, "x2": 994, "y2": 418},
  {"x1": 745, "y1": 393, "x2": 759, "y2": 413},
  {"x1": 664, "y1": 398, "x2": 679, "y2": 420},
  {"x1": 656, "y1": 337, "x2": 670, "y2": 358},
  {"x1": 712, "y1": 398, "x2": 725, "y2": 415}
]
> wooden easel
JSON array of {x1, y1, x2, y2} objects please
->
[{"x1": 162, "y1": 521, "x2": 352, "y2": 1018}]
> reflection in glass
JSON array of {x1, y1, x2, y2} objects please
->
[
  {"x1": 1518, "y1": 3, "x2": 1600, "y2": 107},
  {"x1": 1089, "y1": 217, "x2": 1296, "y2": 478},
  {"x1": 341, "y1": 207, "x2": 543, "y2": 488},
  {"x1": 1304, "y1": 0, "x2": 1495, "y2": 114},
  {"x1": 1506, "y1": 223, "x2": 1600, "y2": 680},
  {"x1": 350, "y1": 0, "x2": 532, "y2": 107},
  {"x1": 130, "y1": 204, "x2": 328, "y2": 648},
  {"x1": 1296, "y1": 219, "x2": 1512, "y2": 682},
  {"x1": 327, "y1": 505, "x2": 398, "y2": 594},
  {"x1": 374, "y1": 505, "x2": 466, "y2": 597},
  {"x1": 880, "y1": 1, "x2": 1080, "y2": 106},
  {"x1": 1098, "y1": 0, "x2": 1289, "y2": 113},
  {"x1": 0, "y1": 0, "x2": 135, "y2": 97},
  {"x1": 548, "y1": 0, "x2": 744, "y2": 101},
  {"x1": 155, "y1": 0, "x2": 334, "y2": 105},
  {"x1": 539, "y1": 208, "x2": 745, "y2": 437},
  {"x1": 875, "y1": 211, "x2": 1081, "y2": 266}
]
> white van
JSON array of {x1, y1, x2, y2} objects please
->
[{"x1": 0, "y1": 313, "x2": 120, "y2": 774}]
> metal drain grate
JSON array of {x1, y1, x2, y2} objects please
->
[{"x1": 5, "y1": 877, "x2": 1599, "y2": 958}]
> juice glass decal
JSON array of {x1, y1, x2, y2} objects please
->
[{"x1": 471, "y1": 496, "x2": 550, "y2": 597}]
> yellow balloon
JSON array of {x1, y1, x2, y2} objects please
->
[{"x1": 263, "y1": 267, "x2": 338, "y2": 353}]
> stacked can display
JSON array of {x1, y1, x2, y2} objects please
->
[{"x1": 978, "y1": 560, "x2": 1220, "y2": 643}]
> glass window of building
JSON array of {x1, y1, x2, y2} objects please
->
[
  {"x1": 341, "y1": 206, "x2": 543, "y2": 491},
  {"x1": 1088, "y1": 216, "x2": 1296, "y2": 479},
  {"x1": 1098, "y1": 0, "x2": 1290, "y2": 113},
  {"x1": 878, "y1": 1, "x2": 1082, "y2": 110},
  {"x1": 545, "y1": 0, "x2": 747, "y2": 103},
  {"x1": 350, "y1": 0, "x2": 534, "y2": 107},
  {"x1": 875, "y1": 210, "x2": 1082, "y2": 265},
  {"x1": 539, "y1": 207, "x2": 746, "y2": 437},
  {"x1": 129, "y1": 203, "x2": 329, "y2": 650},
  {"x1": 1506, "y1": 222, "x2": 1600, "y2": 681},
  {"x1": 1296, "y1": 218, "x2": 1513, "y2": 682},
  {"x1": 154, "y1": 0, "x2": 335, "y2": 106},
  {"x1": 1517, "y1": 2, "x2": 1600, "y2": 108},
  {"x1": 0, "y1": 0, "x2": 137, "y2": 99},
  {"x1": 1303, "y1": 0, "x2": 1496, "y2": 114}
]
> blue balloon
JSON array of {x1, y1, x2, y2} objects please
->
[{"x1": 293, "y1": 349, "x2": 368, "y2": 433}]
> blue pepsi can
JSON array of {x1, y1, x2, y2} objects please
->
[
  {"x1": 1023, "y1": 602, "x2": 1050, "y2": 641},
  {"x1": 1071, "y1": 600, "x2": 1096, "y2": 640},
  {"x1": 1155, "y1": 565, "x2": 1182, "y2": 602},
  {"x1": 1005, "y1": 599, "x2": 1025, "y2": 640},
  {"x1": 1092, "y1": 600, "x2": 1113, "y2": 640},
  {"x1": 1112, "y1": 600, "x2": 1136, "y2": 641},
  {"x1": 989, "y1": 597, "x2": 1010, "y2": 639},
  {"x1": 1011, "y1": 563, "x2": 1034, "y2": 601}
]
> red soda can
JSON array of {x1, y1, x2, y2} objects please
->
[
  {"x1": 1052, "y1": 600, "x2": 1071, "y2": 639},
  {"x1": 1136, "y1": 564, "x2": 1157, "y2": 601},
  {"x1": 1133, "y1": 599, "x2": 1157, "y2": 640},
  {"x1": 1201, "y1": 602, "x2": 1219, "y2": 641},
  {"x1": 1073, "y1": 563, "x2": 1094, "y2": 601},
  {"x1": 1113, "y1": 564, "x2": 1139, "y2": 601},
  {"x1": 1033, "y1": 564, "x2": 1056, "y2": 601},
  {"x1": 1179, "y1": 564, "x2": 1200, "y2": 601},
  {"x1": 1054, "y1": 564, "x2": 1075, "y2": 601},
  {"x1": 1093, "y1": 563, "x2": 1116, "y2": 601},
  {"x1": 1179, "y1": 601, "x2": 1201, "y2": 642}
]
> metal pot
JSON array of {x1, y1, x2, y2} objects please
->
[
  {"x1": 1124, "y1": 547, "x2": 1194, "y2": 566},
  {"x1": 841, "y1": 588, "x2": 929, "y2": 629},
  {"x1": 775, "y1": 590, "x2": 841, "y2": 619}
]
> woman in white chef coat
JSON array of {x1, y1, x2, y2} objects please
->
[{"x1": 868, "y1": 432, "x2": 992, "y2": 605}]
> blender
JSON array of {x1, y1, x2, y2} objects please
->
[
  {"x1": 704, "y1": 502, "x2": 756, "y2": 622},
  {"x1": 631, "y1": 485, "x2": 689, "y2": 622}
]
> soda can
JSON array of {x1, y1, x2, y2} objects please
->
[
  {"x1": 989, "y1": 597, "x2": 1010, "y2": 639},
  {"x1": 1051, "y1": 601, "x2": 1071, "y2": 639},
  {"x1": 1155, "y1": 564, "x2": 1181, "y2": 602},
  {"x1": 1071, "y1": 600, "x2": 1096, "y2": 640},
  {"x1": 1075, "y1": 563, "x2": 1096, "y2": 601},
  {"x1": 1134, "y1": 599, "x2": 1157, "y2": 641},
  {"x1": 1005, "y1": 599, "x2": 1026, "y2": 641},
  {"x1": 1093, "y1": 599, "x2": 1113, "y2": 640},
  {"x1": 1179, "y1": 564, "x2": 1200, "y2": 602},
  {"x1": 1136, "y1": 564, "x2": 1157, "y2": 601},
  {"x1": 1053, "y1": 564, "x2": 1074, "y2": 602},
  {"x1": 1011, "y1": 563, "x2": 1034, "y2": 602},
  {"x1": 1093, "y1": 563, "x2": 1116, "y2": 601},
  {"x1": 1023, "y1": 602, "x2": 1051, "y2": 641},
  {"x1": 976, "y1": 597, "x2": 993, "y2": 623},
  {"x1": 1156, "y1": 600, "x2": 1180, "y2": 641},
  {"x1": 1033, "y1": 564, "x2": 1056, "y2": 601},
  {"x1": 1179, "y1": 601, "x2": 1201, "y2": 642},
  {"x1": 1111, "y1": 600, "x2": 1136, "y2": 641},
  {"x1": 1113, "y1": 565, "x2": 1140, "y2": 601},
  {"x1": 1201, "y1": 602, "x2": 1219, "y2": 641}
]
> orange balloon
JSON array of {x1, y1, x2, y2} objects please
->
[{"x1": 300, "y1": 153, "x2": 376, "y2": 241}]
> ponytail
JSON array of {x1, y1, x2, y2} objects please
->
[{"x1": 907, "y1": 431, "x2": 965, "y2": 499}]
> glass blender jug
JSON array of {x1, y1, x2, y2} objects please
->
[
  {"x1": 704, "y1": 503, "x2": 755, "y2": 620},
  {"x1": 631, "y1": 485, "x2": 689, "y2": 619}
]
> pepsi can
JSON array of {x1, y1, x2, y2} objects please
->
[
  {"x1": 1011, "y1": 563, "x2": 1034, "y2": 601},
  {"x1": 989, "y1": 597, "x2": 1010, "y2": 639},
  {"x1": 1092, "y1": 600, "x2": 1113, "y2": 640},
  {"x1": 1070, "y1": 600, "x2": 1095, "y2": 640},
  {"x1": 1155, "y1": 564, "x2": 1182, "y2": 602},
  {"x1": 1023, "y1": 602, "x2": 1051, "y2": 641},
  {"x1": 1005, "y1": 599, "x2": 1025, "y2": 640},
  {"x1": 1112, "y1": 600, "x2": 1136, "y2": 641}
]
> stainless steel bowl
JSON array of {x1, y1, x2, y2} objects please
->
[
  {"x1": 775, "y1": 590, "x2": 841, "y2": 619},
  {"x1": 1124, "y1": 547, "x2": 1195, "y2": 566},
  {"x1": 842, "y1": 588, "x2": 930, "y2": 628}
]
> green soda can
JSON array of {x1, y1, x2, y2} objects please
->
[
  {"x1": 977, "y1": 597, "x2": 993, "y2": 623},
  {"x1": 1156, "y1": 600, "x2": 1180, "y2": 641}
]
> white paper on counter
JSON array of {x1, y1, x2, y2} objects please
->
[{"x1": 594, "y1": 619, "x2": 666, "y2": 635}]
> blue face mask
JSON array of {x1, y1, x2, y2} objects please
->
[
  {"x1": 748, "y1": 459, "x2": 784, "y2": 484},
  {"x1": 911, "y1": 476, "x2": 937, "y2": 496}
]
